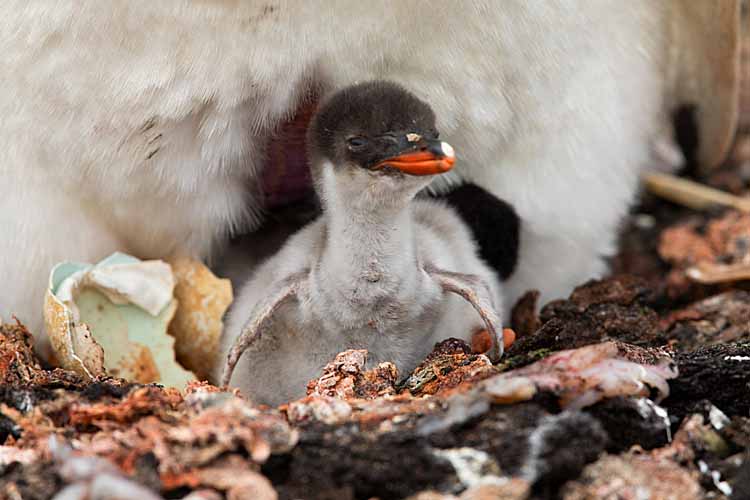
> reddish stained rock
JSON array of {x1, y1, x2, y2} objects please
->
[
  {"x1": 0, "y1": 319, "x2": 83, "y2": 391},
  {"x1": 305, "y1": 349, "x2": 398, "y2": 400},
  {"x1": 407, "y1": 479, "x2": 531, "y2": 500},
  {"x1": 664, "y1": 267, "x2": 699, "y2": 301},
  {"x1": 484, "y1": 342, "x2": 677, "y2": 410},
  {"x1": 290, "y1": 346, "x2": 449, "y2": 427},
  {"x1": 306, "y1": 349, "x2": 368, "y2": 400},
  {"x1": 289, "y1": 340, "x2": 678, "y2": 434},
  {"x1": 0, "y1": 319, "x2": 40, "y2": 385},
  {"x1": 0, "y1": 323, "x2": 295, "y2": 498},
  {"x1": 658, "y1": 211, "x2": 750, "y2": 272},
  {"x1": 658, "y1": 223, "x2": 718, "y2": 266},
  {"x1": 663, "y1": 290, "x2": 750, "y2": 350},
  {"x1": 285, "y1": 395, "x2": 354, "y2": 425},
  {"x1": 562, "y1": 453, "x2": 703, "y2": 500},
  {"x1": 357, "y1": 361, "x2": 400, "y2": 399},
  {"x1": 286, "y1": 390, "x2": 440, "y2": 429},
  {"x1": 704, "y1": 211, "x2": 750, "y2": 262},
  {"x1": 67, "y1": 390, "x2": 295, "y2": 494},
  {"x1": 403, "y1": 338, "x2": 496, "y2": 397},
  {"x1": 0, "y1": 320, "x2": 134, "y2": 412},
  {"x1": 68, "y1": 386, "x2": 182, "y2": 428},
  {"x1": 0, "y1": 446, "x2": 38, "y2": 468},
  {"x1": 184, "y1": 380, "x2": 230, "y2": 395},
  {"x1": 169, "y1": 455, "x2": 277, "y2": 500},
  {"x1": 656, "y1": 211, "x2": 750, "y2": 297}
]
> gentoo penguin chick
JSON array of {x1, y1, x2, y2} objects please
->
[{"x1": 217, "y1": 81, "x2": 506, "y2": 405}]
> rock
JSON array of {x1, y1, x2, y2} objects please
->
[
  {"x1": 406, "y1": 479, "x2": 530, "y2": 500},
  {"x1": 491, "y1": 342, "x2": 677, "y2": 410},
  {"x1": 659, "y1": 223, "x2": 718, "y2": 267},
  {"x1": 664, "y1": 291, "x2": 750, "y2": 350},
  {"x1": 523, "y1": 412, "x2": 608, "y2": 498},
  {"x1": 305, "y1": 349, "x2": 398, "y2": 400},
  {"x1": 655, "y1": 211, "x2": 750, "y2": 298},
  {"x1": 507, "y1": 276, "x2": 665, "y2": 363},
  {"x1": 265, "y1": 422, "x2": 459, "y2": 500},
  {"x1": 664, "y1": 341, "x2": 750, "y2": 418},
  {"x1": 562, "y1": 453, "x2": 703, "y2": 500},
  {"x1": 650, "y1": 413, "x2": 736, "y2": 496},
  {"x1": 49, "y1": 437, "x2": 163, "y2": 500},
  {"x1": 403, "y1": 339, "x2": 495, "y2": 397},
  {"x1": 285, "y1": 396, "x2": 353, "y2": 426},
  {"x1": 732, "y1": 458, "x2": 750, "y2": 500},
  {"x1": 0, "y1": 322, "x2": 296, "y2": 499},
  {"x1": 1, "y1": 460, "x2": 64, "y2": 500},
  {"x1": 587, "y1": 397, "x2": 672, "y2": 452},
  {"x1": 0, "y1": 319, "x2": 44, "y2": 385}
]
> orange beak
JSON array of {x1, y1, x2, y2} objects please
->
[{"x1": 373, "y1": 141, "x2": 456, "y2": 176}]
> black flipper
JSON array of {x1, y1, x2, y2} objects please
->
[{"x1": 438, "y1": 183, "x2": 521, "y2": 281}]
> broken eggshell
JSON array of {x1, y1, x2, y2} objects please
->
[
  {"x1": 44, "y1": 252, "x2": 195, "y2": 388},
  {"x1": 167, "y1": 256, "x2": 233, "y2": 381}
]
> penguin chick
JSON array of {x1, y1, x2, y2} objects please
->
[{"x1": 216, "y1": 81, "x2": 506, "y2": 406}]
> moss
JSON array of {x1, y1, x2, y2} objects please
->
[{"x1": 496, "y1": 348, "x2": 553, "y2": 372}]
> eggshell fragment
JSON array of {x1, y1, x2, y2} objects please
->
[
  {"x1": 44, "y1": 263, "x2": 106, "y2": 379},
  {"x1": 167, "y1": 256, "x2": 233, "y2": 380},
  {"x1": 44, "y1": 252, "x2": 195, "y2": 388}
]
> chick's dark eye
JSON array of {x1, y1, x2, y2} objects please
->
[{"x1": 347, "y1": 137, "x2": 368, "y2": 150}]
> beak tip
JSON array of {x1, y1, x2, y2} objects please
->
[{"x1": 440, "y1": 141, "x2": 455, "y2": 160}]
